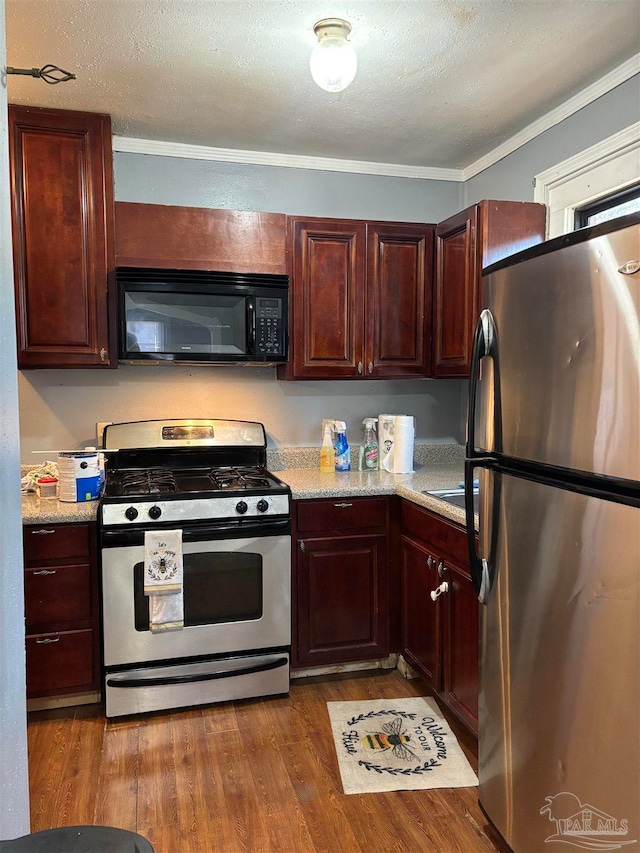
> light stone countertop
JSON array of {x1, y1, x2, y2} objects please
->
[
  {"x1": 22, "y1": 462, "x2": 469, "y2": 528},
  {"x1": 278, "y1": 463, "x2": 468, "y2": 526},
  {"x1": 22, "y1": 493, "x2": 100, "y2": 526}
]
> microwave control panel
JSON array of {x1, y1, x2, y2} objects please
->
[{"x1": 256, "y1": 297, "x2": 284, "y2": 356}]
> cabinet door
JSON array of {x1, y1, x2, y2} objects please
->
[
  {"x1": 9, "y1": 105, "x2": 115, "y2": 368},
  {"x1": 400, "y1": 536, "x2": 441, "y2": 688},
  {"x1": 288, "y1": 218, "x2": 366, "y2": 378},
  {"x1": 296, "y1": 533, "x2": 388, "y2": 665},
  {"x1": 433, "y1": 206, "x2": 479, "y2": 377},
  {"x1": 441, "y1": 560, "x2": 479, "y2": 734},
  {"x1": 366, "y1": 222, "x2": 434, "y2": 377}
]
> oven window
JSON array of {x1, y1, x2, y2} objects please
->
[{"x1": 133, "y1": 552, "x2": 263, "y2": 630}]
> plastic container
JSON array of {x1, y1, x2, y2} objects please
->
[
  {"x1": 36, "y1": 477, "x2": 58, "y2": 499},
  {"x1": 320, "y1": 424, "x2": 334, "y2": 473},
  {"x1": 333, "y1": 421, "x2": 351, "y2": 472}
]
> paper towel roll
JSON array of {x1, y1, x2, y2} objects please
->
[
  {"x1": 378, "y1": 415, "x2": 395, "y2": 472},
  {"x1": 392, "y1": 415, "x2": 415, "y2": 473}
]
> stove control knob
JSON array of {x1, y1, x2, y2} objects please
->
[
  {"x1": 148, "y1": 505, "x2": 162, "y2": 520},
  {"x1": 125, "y1": 506, "x2": 139, "y2": 521},
  {"x1": 256, "y1": 499, "x2": 269, "y2": 513},
  {"x1": 235, "y1": 500, "x2": 248, "y2": 515}
]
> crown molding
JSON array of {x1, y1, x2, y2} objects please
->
[
  {"x1": 113, "y1": 52, "x2": 640, "y2": 183},
  {"x1": 462, "y1": 53, "x2": 640, "y2": 181},
  {"x1": 111, "y1": 136, "x2": 463, "y2": 182}
]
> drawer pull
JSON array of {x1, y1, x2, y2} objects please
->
[
  {"x1": 333, "y1": 502, "x2": 353, "y2": 508},
  {"x1": 33, "y1": 569, "x2": 57, "y2": 576},
  {"x1": 35, "y1": 636, "x2": 60, "y2": 644},
  {"x1": 31, "y1": 529, "x2": 56, "y2": 535}
]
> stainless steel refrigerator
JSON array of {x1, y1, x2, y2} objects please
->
[{"x1": 464, "y1": 213, "x2": 640, "y2": 853}]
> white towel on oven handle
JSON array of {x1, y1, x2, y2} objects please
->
[
  {"x1": 149, "y1": 592, "x2": 184, "y2": 633},
  {"x1": 144, "y1": 529, "x2": 183, "y2": 595}
]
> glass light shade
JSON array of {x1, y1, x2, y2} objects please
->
[{"x1": 310, "y1": 19, "x2": 357, "y2": 92}]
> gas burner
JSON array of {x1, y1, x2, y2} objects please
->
[
  {"x1": 209, "y1": 466, "x2": 271, "y2": 490},
  {"x1": 120, "y1": 469, "x2": 177, "y2": 496}
]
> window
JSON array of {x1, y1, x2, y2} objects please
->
[{"x1": 575, "y1": 182, "x2": 640, "y2": 228}]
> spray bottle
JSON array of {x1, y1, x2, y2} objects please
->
[
  {"x1": 360, "y1": 418, "x2": 379, "y2": 471},
  {"x1": 333, "y1": 421, "x2": 351, "y2": 472},
  {"x1": 320, "y1": 423, "x2": 334, "y2": 473}
]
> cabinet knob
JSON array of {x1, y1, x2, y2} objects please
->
[
  {"x1": 437, "y1": 561, "x2": 446, "y2": 577},
  {"x1": 426, "y1": 555, "x2": 436, "y2": 570},
  {"x1": 100, "y1": 347, "x2": 107, "y2": 362},
  {"x1": 368, "y1": 362, "x2": 373, "y2": 374},
  {"x1": 357, "y1": 361, "x2": 363, "y2": 374},
  {"x1": 430, "y1": 581, "x2": 449, "y2": 601},
  {"x1": 299, "y1": 540, "x2": 306, "y2": 553}
]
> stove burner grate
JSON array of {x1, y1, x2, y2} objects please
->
[
  {"x1": 119, "y1": 469, "x2": 177, "y2": 495},
  {"x1": 209, "y1": 466, "x2": 271, "y2": 490}
]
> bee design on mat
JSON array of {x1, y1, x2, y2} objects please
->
[{"x1": 361, "y1": 717, "x2": 418, "y2": 761}]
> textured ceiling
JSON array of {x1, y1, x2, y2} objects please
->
[{"x1": 5, "y1": 0, "x2": 640, "y2": 170}]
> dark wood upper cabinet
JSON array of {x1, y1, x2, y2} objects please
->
[
  {"x1": 9, "y1": 105, "x2": 116, "y2": 369},
  {"x1": 280, "y1": 216, "x2": 434, "y2": 379},
  {"x1": 433, "y1": 200, "x2": 546, "y2": 377},
  {"x1": 366, "y1": 222, "x2": 433, "y2": 377},
  {"x1": 115, "y1": 202, "x2": 287, "y2": 274}
]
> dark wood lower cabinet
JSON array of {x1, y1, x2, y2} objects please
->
[
  {"x1": 293, "y1": 497, "x2": 389, "y2": 668},
  {"x1": 400, "y1": 501, "x2": 478, "y2": 734},
  {"x1": 23, "y1": 522, "x2": 100, "y2": 700},
  {"x1": 401, "y1": 537, "x2": 440, "y2": 686}
]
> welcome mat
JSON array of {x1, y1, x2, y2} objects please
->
[{"x1": 327, "y1": 697, "x2": 478, "y2": 794}]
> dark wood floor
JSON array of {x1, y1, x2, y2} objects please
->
[{"x1": 27, "y1": 670, "x2": 510, "y2": 853}]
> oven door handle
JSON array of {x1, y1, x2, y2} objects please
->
[{"x1": 106, "y1": 655, "x2": 289, "y2": 688}]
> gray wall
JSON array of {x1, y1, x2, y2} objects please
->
[
  {"x1": 114, "y1": 154, "x2": 463, "y2": 221},
  {"x1": 464, "y1": 74, "x2": 640, "y2": 205},
  {"x1": 0, "y1": 2, "x2": 31, "y2": 839}
]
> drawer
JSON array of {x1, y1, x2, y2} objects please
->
[
  {"x1": 401, "y1": 500, "x2": 468, "y2": 567},
  {"x1": 297, "y1": 497, "x2": 387, "y2": 533},
  {"x1": 25, "y1": 563, "x2": 92, "y2": 628},
  {"x1": 23, "y1": 523, "x2": 90, "y2": 564},
  {"x1": 26, "y1": 629, "x2": 95, "y2": 696}
]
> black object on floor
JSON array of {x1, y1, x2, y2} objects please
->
[{"x1": 0, "y1": 825, "x2": 154, "y2": 852}]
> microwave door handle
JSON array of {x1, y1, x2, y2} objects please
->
[{"x1": 246, "y1": 297, "x2": 256, "y2": 355}]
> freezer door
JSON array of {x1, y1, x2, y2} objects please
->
[
  {"x1": 479, "y1": 472, "x2": 639, "y2": 853},
  {"x1": 479, "y1": 221, "x2": 640, "y2": 481}
]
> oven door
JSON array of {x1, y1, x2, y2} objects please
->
[{"x1": 101, "y1": 532, "x2": 291, "y2": 668}]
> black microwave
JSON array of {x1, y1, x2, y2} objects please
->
[{"x1": 117, "y1": 268, "x2": 289, "y2": 364}]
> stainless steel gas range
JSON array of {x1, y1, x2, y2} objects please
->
[{"x1": 98, "y1": 419, "x2": 291, "y2": 718}]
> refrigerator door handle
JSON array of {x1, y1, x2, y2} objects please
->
[
  {"x1": 465, "y1": 459, "x2": 489, "y2": 603},
  {"x1": 466, "y1": 308, "x2": 501, "y2": 459}
]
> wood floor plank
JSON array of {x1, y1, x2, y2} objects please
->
[
  {"x1": 93, "y1": 717, "x2": 139, "y2": 830},
  {"x1": 26, "y1": 670, "x2": 508, "y2": 853},
  {"x1": 136, "y1": 713, "x2": 179, "y2": 833}
]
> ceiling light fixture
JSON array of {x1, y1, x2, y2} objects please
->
[{"x1": 310, "y1": 18, "x2": 357, "y2": 93}]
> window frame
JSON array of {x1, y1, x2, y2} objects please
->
[{"x1": 534, "y1": 121, "x2": 640, "y2": 238}]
